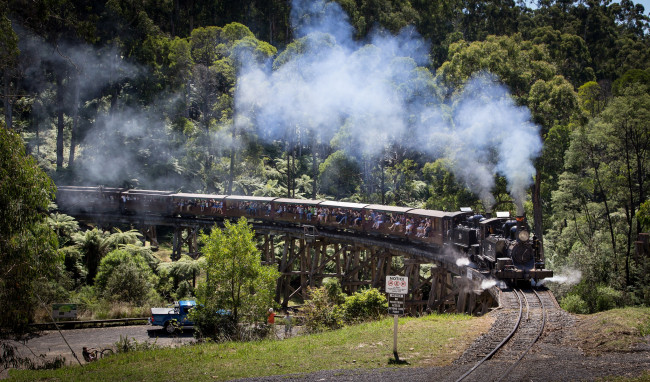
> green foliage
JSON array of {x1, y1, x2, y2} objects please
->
[
  {"x1": 577, "y1": 81, "x2": 607, "y2": 117},
  {"x1": 594, "y1": 286, "x2": 623, "y2": 312},
  {"x1": 200, "y1": 218, "x2": 279, "y2": 326},
  {"x1": 638, "y1": 200, "x2": 650, "y2": 232},
  {"x1": 47, "y1": 212, "x2": 79, "y2": 246},
  {"x1": 114, "y1": 335, "x2": 158, "y2": 353},
  {"x1": 612, "y1": 68, "x2": 650, "y2": 96},
  {"x1": 342, "y1": 288, "x2": 388, "y2": 324},
  {"x1": 103, "y1": 229, "x2": 144, "y2": 251},
  {"x1": 188, "y1": 305, "x2": 237, "y2": 342},
  {"x1": 94, "y1": 248, "x2": 157, "y2": 304},
  {"x1": 303, "y1": 279, "x2": 387, "y2": 331},
  {"x1": 423, "y1": 159, "x2": 479, "y2": 211},
  {"x1": 72, "y1": 228, "x2": 109, "y2": 284},
  {"x1": 319, "y1": 150, "x2": 361, "y2": 199},
  {"x1": 302, "y1": 286, "x2": 344, "y2": 333},
  {"x1": 103, "y1": 261, "x2": 155, "y2": 305},
  {"x1": 0, "y1": 127, "x2": 59, "y2": 335},
  {"x1": 323, "y1": 278, "x2": 346, "y2": 305},
  {"x1": 438, "y1": 34, "x2": 555, "y2": 104},
  {"x1": 560, "y1": 282, "x2": 623, "y2": 314},
  {"x1": 560, "y1": 294, "x2": 589, "y2": 314}
]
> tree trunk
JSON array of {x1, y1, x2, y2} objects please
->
[
  {"x1": 380, "y1": 160, "x2": 386, "y2": 205},
  {"x1": 56, "y1": 73, "x2": 65, "y2": 170},
  {"x1": 3, "y1": 70, "x2": 12, "y2": 130},
  {"x1": 590, "y1": 147, "x2": 618, "y2": 272},
  {"x1": 532, "y1": 171, "x2": 544, "y2": 256},
  {"x1": 311, "y1": 139, "x2": 318, "y2": 199},
  {"x1": 286, "y1": 149, "x2": 292, "y2": 198},
  {"x1": 68, "y1": 74, "x2": 80, "y2": 168},
  {"x1": 228, "y1": 128, "x2": 236, "y2": 195}
]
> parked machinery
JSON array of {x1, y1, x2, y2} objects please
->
[{"x1": 55, "y1": 186, "x2": 553, "y2": 283}]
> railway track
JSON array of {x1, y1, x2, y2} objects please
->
[{"x1": 452, "y1": 287, "x2": 555, "y2": 382}]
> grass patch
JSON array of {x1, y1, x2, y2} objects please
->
[
  {"x1": 598, "y1": 371, "x2": 650, "y2": 381},
  {"x1": 9, "y1": 313, "x2": 493, "y2": 381},
  {"x1": 574, "y1": 307, "x2": 650, "y2": 355}
]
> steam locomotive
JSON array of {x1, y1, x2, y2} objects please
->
[
  {"x1": 55, "y1": 186, "x2": 553, "y2": 283},
  {"x1": 448, "y1": 210, "x2": 552, "y2": 282}
]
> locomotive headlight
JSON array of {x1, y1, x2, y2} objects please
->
[{"x1": 518, "y1": 229, "x2": 530, "y2": 242}]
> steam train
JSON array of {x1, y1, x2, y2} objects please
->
[{"x1": 55, "y1": 186, "x2": 553, "y2": 283}]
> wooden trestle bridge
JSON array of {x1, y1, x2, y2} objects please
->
[{"x1": 67, "y1": 212, "x2": 499, "y2": 316}]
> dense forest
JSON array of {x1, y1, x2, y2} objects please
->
[{"x1": 1, "y1": 0, "x2": 650, "y2": 327}]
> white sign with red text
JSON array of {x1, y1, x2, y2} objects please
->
[{"x1": 385, "y1": 275, "x2": 408, "y2": 294}]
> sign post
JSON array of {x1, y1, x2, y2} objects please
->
[{"x1": 386, "y1": 275, "x2": 408, "y2": 361}]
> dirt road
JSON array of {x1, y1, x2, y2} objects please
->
[{"x1": 6, "y1": 324, "x2": 195, "y2": 365}]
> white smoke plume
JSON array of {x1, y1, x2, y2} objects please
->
[
  {"x1": 235, "y1": 0, "x2": 542, "y2": 205},
  {"x1": 456, "y1": 257, "x2": 470, "y2": 267},
  {"x1": 536, "y1": 267, "x2": 582, "y2": 286},
  {"x1": 480, "y1": 279, "x2": 498, "y2": 290}
]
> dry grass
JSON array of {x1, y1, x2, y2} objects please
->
[{"x1": 574, "y1": 307, "x2": 650, "y2": 355}]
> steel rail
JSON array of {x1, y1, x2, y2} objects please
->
[
  {"x1": 455, "y1": 288, "x2": 524, "y2": 382},
  {"x1": 495, "y1": 288, "x2": 547, "y2": 382}
]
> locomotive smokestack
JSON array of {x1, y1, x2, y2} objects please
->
[
  {"x1": 515, "y1": 201, "x2": 525, "y2": 217},
  {"x1": 484, "y1": 202, "x2": 493, "y2": 219}
]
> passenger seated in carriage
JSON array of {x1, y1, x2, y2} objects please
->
[
  {"x1": 416, "y1": 222, "x2": 425, "y2": 237},
  {"x1": 337, "y1": 209, "x2": 348, "y2": 225},
  {"x1": 389, "y1": 215, "x2": 403, "y2": 232},
  {"x1": 353, "y1": 211, "x2": 362, "y2": 226},
  {"x1": 372, "y1": 214, "x2": 384, "y2": 229},
  {"x1": 405, "y1": 218, "x2": 414, "y2": 235}
]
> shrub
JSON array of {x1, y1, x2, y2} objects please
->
[
  {"x1": 188, "y1": 304, "x2": 237, "y2": 342},
  {"x1": 594, "y1": 285, "x2": 622, "y2": 312},
  {"x1": 174, "y1": 280, "x2": 194, "y2": 300},
  {"x1": 302, "y1": 286, "x2": 344, "y2": 333},
  {"x1": 342, "y1": 288, "x2": 387, "y2": 324},
  {"x1": 114, "y1": 335, "x2": 158, "y2": 353},
  {"x1": 103, "y1": 261, "x2": 154, "y2": 305},
  {"x1": 323, "y1": 278, "x2": 346, "y2": 305},
  {"x1": 561, "y1": 294, "x2": 589, "y2": 314},
  {"x1": 95, "y1": 249, "x2": 159, "y2": 304}
]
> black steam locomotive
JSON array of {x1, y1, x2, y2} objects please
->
[
  {"x1": 55, "y1": 186, "x2": 553, "y2": 283},
  {"x1": 449, "y1": 211, "x2": 552, "y2": 282}
]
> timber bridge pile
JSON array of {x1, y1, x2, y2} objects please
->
[{"x1": 55, "y1": 185, "x2": 524, "y2": 315}]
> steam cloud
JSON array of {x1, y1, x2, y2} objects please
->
[
  {"x1": 236, "y1": 0, "x2": 542, "y2": 207},
  {"x1": 15, "y1": 0, "x2": 542, "y2": 201},
  {"x1": 536, "y1": 267, "x2": 582, "y2": 286},
  {"x1": 456, "y1": 257, "x2": 470, "y2": 267},
  {"x1": 480, "y1": 279, "x2": 498, "y2": 290}
]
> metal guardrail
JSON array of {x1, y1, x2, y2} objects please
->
[{"x1": 31, "y1": 317, "x2": 150, "y2": 330}]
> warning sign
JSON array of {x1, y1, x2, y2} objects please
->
[{"x1": 385, "y1": 275, "x2": 408, "y2": 294}]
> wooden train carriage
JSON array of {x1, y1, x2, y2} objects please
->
[
  {"x1": 317, "y1": 201, "x2": 368, "y2": 231},
  {"x1": 405, "y1": 209, "x2": 447, "y2": 246},
  {"x1": 172, "y1": 193, "x2": 226, "y2": 216},
  {"x1": 122, "y1": 190, "x2": 174, "y2": 215},
  {"x1": 223, "y1": 195, "x2": 276, "y2": 219},
  {"x1": 364, "y1": 204, "x2": 413, "y2": 236},
  {"x1": 56, "y1": 186, "x2": 123, "y2": 214},
  {"x1": 271, "y1": 198, "x2": 322, "y2": 224}
]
